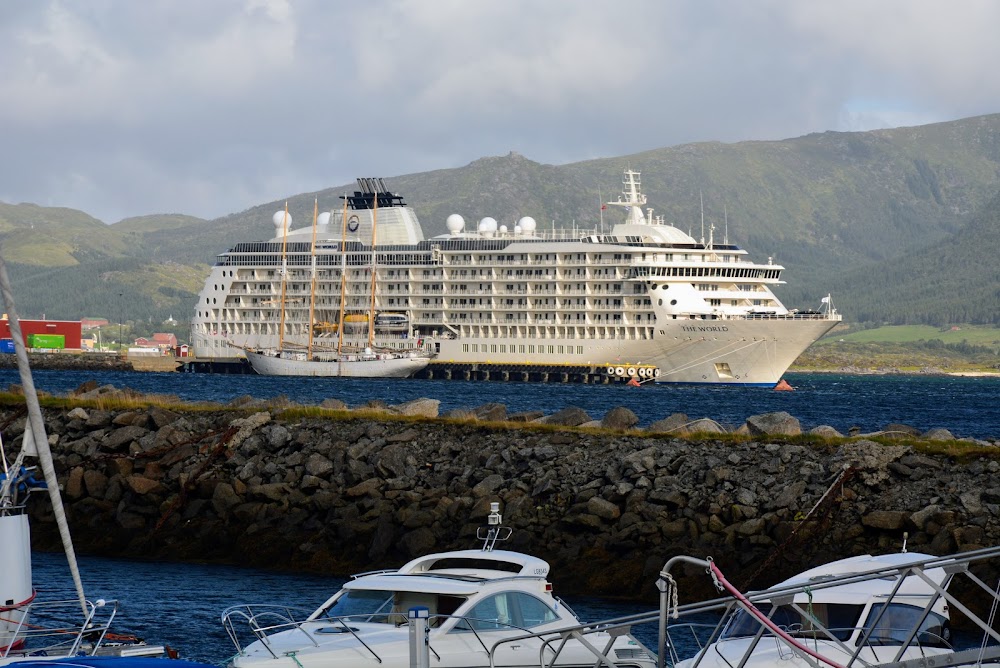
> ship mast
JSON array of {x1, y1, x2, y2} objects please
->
[
  {"x1": 277, "y1": 202, "x2": 290, "y2": 351},
  {"x1": 306, "y1": 198, "x2": 319, "y2": 357},
  {"x1": 337, "y1": 195, "x2": 349, "y2": 376},
  {"x1": 367, "y1": 191, "x2": 378, "y2": 349}
]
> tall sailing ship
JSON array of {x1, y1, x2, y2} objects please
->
[{"x1": 191, "y1": 170, "x2": 840, "y2": 385}]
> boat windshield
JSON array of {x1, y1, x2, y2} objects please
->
[
  {"x1": 721, "y1": 604, "x2": 865, "y2": 642},
  {"x1": 862, "y1": 603, "x2": 950, "y2": 647},
  {"x1": 319, "y1": 590, "x2": 468, "y2": 626}
]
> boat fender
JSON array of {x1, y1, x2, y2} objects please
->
[
  {"x1": 653, "y1": 368, "x2": 661, "y2": 378},
  {"x1": 626, "y1": 367, "x2": 637, "y2": 377},
  {"x1": 606, "y1": 366, "x2": 616, "y2": 375},
  {"x1": 614, "y1": 366, "x2": 625, "y2": 377}
]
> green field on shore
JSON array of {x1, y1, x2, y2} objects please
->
[
  {"x1": 793, "y1": 324, "x2": 1000, "y2": 372},
  {"x1": 816, "y1": 324, "x2": 1000, "y2": 347}
]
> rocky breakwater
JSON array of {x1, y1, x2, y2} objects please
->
[{"x1": 5, "y1": 387, "x2": 1000, "y2": 602}]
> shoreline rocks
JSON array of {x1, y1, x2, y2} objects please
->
[{"x1": 5, "y1": 389, "x2": 1000, "y2": 603}]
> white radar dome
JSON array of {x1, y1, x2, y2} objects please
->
[
  {"x1": 317, "y1": 211, "x2": 331, "y2": 227},
  {"x1": 514, "y1": 224, "x2": 522, "y2": 235},
  {"x1": 499, "y1": 224, "x2": 508, "y2": 234},
  {"x1": 446, "y1": 214, "x2": 465, "y2": 234},
  {"x1": 518, "y1": 216, "x2": 537, "y2": 233},
  {"x1": 273, "y1": 211, "x2": 292, "y2": 229},
  {"x1": 478, "y1": 217, "x2": 498, "y2": 234}
]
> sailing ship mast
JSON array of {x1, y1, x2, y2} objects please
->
[
  {"x1": 337, "y1": 195, "x2": 349, "y2": 377},
  {"x1": 277, "y1": 202, "x2": 290, "y2": 352},
  {"x1": 306, "y1": 198, "x2": 319, "y2": 357},
  {"x1": 367, "y1": 190, "x2": 379, "y2": 349}
]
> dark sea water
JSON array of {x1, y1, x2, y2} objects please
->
[{"x1": 3, "y1": 368, "x2": 999, "y2": 439}]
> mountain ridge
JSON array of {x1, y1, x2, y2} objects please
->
[{"x1": 3, "y1": 113, "x2": 1000, "y2": 326}]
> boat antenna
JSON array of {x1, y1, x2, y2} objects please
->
[
  {"x1": 0, "y1": 251, "x2": 89, "y2": 619},
  {"x1": 476, "y1": 501, "x2": 512, "y2": 551},
  {"x1": 306, "y1": 197, "x2": 319, "y2": 358},
  {"x1": 277, "y1": 202, "x2": 290, "y2": 351}
]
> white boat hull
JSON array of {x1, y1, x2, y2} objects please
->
[{"x1": 245, "y1": 350, "x2": 430, "y2": 378}]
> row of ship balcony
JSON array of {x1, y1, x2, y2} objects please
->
[{"x1": 225, "y1": 285, "x2": 767, "y2": 298}]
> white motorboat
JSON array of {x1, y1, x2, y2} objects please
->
[
  {"x1": 222, "y1": 503, "x2": 657, "y2": 668},
  {"x1": 661, "y1": 548, "x2": 1000, "y2": 668}
]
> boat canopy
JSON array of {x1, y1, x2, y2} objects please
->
[
  {"x1": 396, "y1": 549, "x2": 551, "y2": 578},
  {"x1": 341, "y1": 574, "x2": 485, "y2": 596}
]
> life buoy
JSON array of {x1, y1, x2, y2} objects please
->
[
  {"x1": 627, "y1": 367, "x2": 637, "y2": 377},
  {"x1": 606, "y1": 366, "x2": 616, "y2": 375},
  {"x1": 615, "y1": 366, "x2": 625, "y2": 377},
  {"x1": 653, "y1": 368, "x2": 661, "y2": 377},
  {"x1": 638, "y1": 367, "x2": 648, "y2": 378}
]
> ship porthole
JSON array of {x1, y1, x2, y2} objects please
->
[{"x1": 670, "y1": 300, "x2": 677, "y2": 305}]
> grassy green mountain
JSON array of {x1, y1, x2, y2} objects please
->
[
  {"x1": 3, "y1": 112, "x2": 1000, "y2": 329},
  {"x1": 827, "y1": 186, "x2": 1000, "y2": 324}
]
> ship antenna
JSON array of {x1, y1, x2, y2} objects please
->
[
  {"x1": 598, "y1": 184, "x2": 604, "y2": 235},
  {"x1": 476, "y1": 501, "x2": 512, "y2": 551},
  {"x1": 724, "y1": 204, "x2": 729, "y2": 245},
  {"x1": 700, "y1": 190, "x2": 705, "y2": 246}
]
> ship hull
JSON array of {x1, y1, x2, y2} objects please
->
[{"x1": 245, "y1": 350, "x2": 430, "y2": 378}]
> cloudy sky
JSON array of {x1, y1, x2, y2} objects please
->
[{"x1": 3, "y1": 0, "x2": 1000, "y2": 223}]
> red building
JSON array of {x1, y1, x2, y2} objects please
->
[{"x1": 0, "y1": 318, "x2": 83, "y2": 349}]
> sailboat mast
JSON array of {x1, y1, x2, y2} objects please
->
[
  {"x1": 277, "y1": 202, "x2": 290, "y2": 351},
  {"x1": 337, "y1": 195, "x2": 349, "y2": 364},
  {"x1": 306, "y1": 198, "x2": 319, "y2": 357},
  {"x1": 367, "y1": 190, "x2": 378, "y2": 349},
  {"x1": 0, "y1": 252, "x2": 89, "y2": 619}
]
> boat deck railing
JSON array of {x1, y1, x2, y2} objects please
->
[
  {"x1": 654, "y1": 546, "x2": 1000, "y2": 668},
  {"x1": 221, "y1": 604, "x2": 655, "y2": 668},
  {"x1": 0, "y1": 597, "x2": 122, "y2": 659}
]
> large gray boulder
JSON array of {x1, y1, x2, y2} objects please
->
[
  {"x1": 601, "y1": 406, "x2": 639, "y2": 431},
  {"x1": 646, "y1": 413, "x2": 689, "y2": 434},
  {"x1": 745, "y1": 411, "x2": 801, "y2": 437},
  {"x1": 473, "y1": 403, "x2": 508, "y2": 421},
  {"x1": 535, "y1": 406, "x2": 592, "y2": 427},
  {"x1": 389, "y1": 398, "x2": 440, "y2": 418}
]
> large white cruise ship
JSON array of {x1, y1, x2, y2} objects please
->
[{"x1": 191, "y1": 170, "x2": 840, "y2": 385}]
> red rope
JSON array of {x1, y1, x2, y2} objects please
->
[
  {"x1": 709, "y1": 562, "x2": 847, "y2": 668},
  {"x1": 0, "y1": 589, "x2": 36, "y2": 612}
]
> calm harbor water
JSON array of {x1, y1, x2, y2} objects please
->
[{"x1": 3, "y1": 368, "x2": 999, "y2": 438}]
